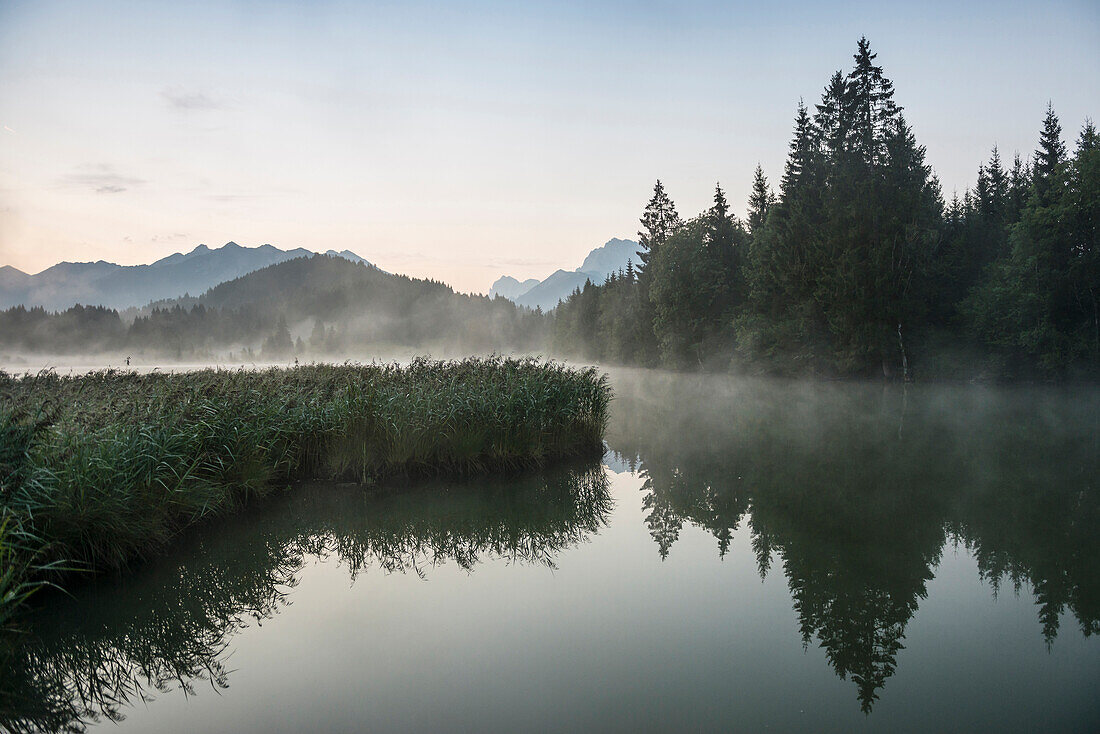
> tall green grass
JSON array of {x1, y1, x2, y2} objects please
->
[{"x1": 0, "y1": 357, "x2": 610, "y2": 622}]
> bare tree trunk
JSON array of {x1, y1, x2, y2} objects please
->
[{"x1": 897, "y1": 321, "x2": 910, "y2": 382}]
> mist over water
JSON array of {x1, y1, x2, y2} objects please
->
[
  {"x1": 0, "y1": 348, "x2": 537, "y2": 377},
  {"x1": 3, "y1": 369, "x2": 1097, "y2": 732}
]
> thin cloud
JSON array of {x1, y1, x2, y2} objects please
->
[
  {"x1": 162, "y1": 88, "x2": 224, "y2": 112},
  {"x1": 205, "y1": 189, "x2": 297, "y2": 202},
  {"x1": 61, "y1": 164, "x2": 145, "y2": 194},
  {"x1": 206, "y1": 194, "x2": 262, "y2": 202}
]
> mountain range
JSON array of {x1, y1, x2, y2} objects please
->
[
  {"x1": 0, "y1": 242, "x2": 370, "y2": 311},
  {"x1": 489, "y1": 238, "x2": 642, "y2": 311},
  {"x1": 2, "y1": 237, "x2": 638, "y2": 315}
]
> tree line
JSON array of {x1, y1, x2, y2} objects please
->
[{"x1": 553, "y1": 38, "x2": 1098, "y2": 380}]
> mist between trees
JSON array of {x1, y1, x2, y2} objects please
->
[
  {"x1": 1, "y1": 38, "x2": 1096, "y2": 381},
  {"x1": 0, "y1": 257, "x2": 550, "y2": 366}
]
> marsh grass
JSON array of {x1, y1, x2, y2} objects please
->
[{"x1": 0, "y1": 357, "x2": 610, "y2": 621}]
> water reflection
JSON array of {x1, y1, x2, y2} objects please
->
[
  {"x1": 3, "y1": 373, "x2": 1097, "y2": 729},
  {"x1": 607, "y1": 370, "x2": 1100, "y2": 713},
  {"x1": 0, "y1": 462, "x2": 612, "y2": 733}
]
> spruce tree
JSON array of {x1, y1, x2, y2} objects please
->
[
  {"x1": 635, "y1": 180, "x2": 681, "y2": 366},
  {"x1": 986, "y1": 146, "x2": 1007, "y2": 216},
  {"x1": 815, "y1": 71, "x2": 850, "y2": 162},
  {"x1": 705, "y1": 183, "x2": 736, "y2": 265},
  {"x1": 1034, "y1": 102, "x2": 1067, "y2": 206},
  {"x1": 637, "y1": 180, "x2": 681, "y2": 279},
  {"x1": 781, "y1": 101, "x2": 815, "y2": 196},
  {"x1": 975, "y1": 164, "x2": 991, "y2": 216},
  {"x1": 1009, "y1": 152, "x2": 1030, "y2": 221},
  {"x1": 844, "y1": 36, "x2": 900, "y2": 166},
  {"x1": 747, "y1": 164, "x2": 774, "y2": 235}
]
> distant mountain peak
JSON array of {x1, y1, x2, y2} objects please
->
[
  {"x1": 493, "y1": 237, "x2": 641, "y2": 311},
  {"x1": 578, "y1": 238, "x2": 642, "y2": 276},
  {"x1": 489, "y1": 275, "x2": 541, "y2": 301}
]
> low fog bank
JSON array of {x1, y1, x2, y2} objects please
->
[
  {"x1": 0, "y1": 346, "x2": 551, "y2": 377},
  {"x1": 605, "y1": 366, "x2": 1100, "y2": 452}
]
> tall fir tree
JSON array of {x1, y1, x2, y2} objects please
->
[
  {"x1": 705, "y1": 183, "x2": 736, "y2": 266},
  {"x1": 1008, "y1": 152, "x2": 1030, "y2": 222},
  {"x1": 635, "y1": 180, "x2": 681, "y2": 365},
  {"x1": 844, "y1": 36, "x2": 900, "y2": 166},
  {"x1": 985, "y1": 146, "x2": 1008, "y2": 216},
  {"x1": 815, "y1": 71, "x2": 850, "y2": 163},
  {"x1": 637, "y1": 180, "x2": 681, "y2": 280},
  {"x1": 781, "y1": 101, "x2": 815, "y2": 196},
  {"x1": 747, "y1": 164, "x2": 774, "y2": 236},
  {"x1": 1034, "y1": 102, "x2": 1068, "y2": 206}
]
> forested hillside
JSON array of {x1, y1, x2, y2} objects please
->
[{"x1": 0, "y1": 256, "x2": 544, "y2": 359}]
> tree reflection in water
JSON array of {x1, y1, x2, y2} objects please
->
[
  {"x1": 608, "y1": 369, "x2": 1099, "y2": 713},
  {"x1": 0, "y1": 462, "x2": 612, "y2": 733}
]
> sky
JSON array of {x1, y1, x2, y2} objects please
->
[{"x1": 0, "y1": 0, "x2": 1097, "y2": 294}]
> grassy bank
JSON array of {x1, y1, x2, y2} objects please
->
[{"x1": 0, "y1": 357, "x2": 610, "y2": 624}]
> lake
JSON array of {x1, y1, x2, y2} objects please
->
[{"x1": 4, "y1": 370, "x2": 1098, "y2": 732}]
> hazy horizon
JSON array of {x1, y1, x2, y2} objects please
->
[{"x1": 1, "y1": 0, "x2": 1098, "y2": 293}]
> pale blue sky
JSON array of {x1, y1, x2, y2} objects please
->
[{"x1": 1, "y1": 0, "x2": 1097, "y2": 292}]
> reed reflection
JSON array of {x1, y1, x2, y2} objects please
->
[{"x1": 0, "y1": 462, "x2": 612, "y2": 733}]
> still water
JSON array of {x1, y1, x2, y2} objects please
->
[{"x1": 4, "y1": 370, "x2": 1099, "y2": 732}]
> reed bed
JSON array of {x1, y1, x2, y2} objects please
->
[{"x1": 0, "y1": 357, "x2": 610, "y2": 623}]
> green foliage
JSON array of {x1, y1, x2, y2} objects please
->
[
  {"x1": 552, "y1": 38, "x2": 1095, "y2": 381},
  {"x1": 650, "y1": 211, "x2": 748, "y2": 367},
  {"x1": 746, "y1": 164, "x2": 775, "y2": 236},
  {"x1": 0, "y1": 409, "x2": 68, "y2": 629},
  {"x1": 636, "y1": 179, "x2": 681, "y2": 280},
  {"x1": 741, "y1": 38, "x2": 942, "y2": 377},
  {"x1": 964, "y1": 113, "x2": 1099, "y2": 376},
  {"x1": 0, "y1": 358, "x2": 611, "y2": 622}
]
